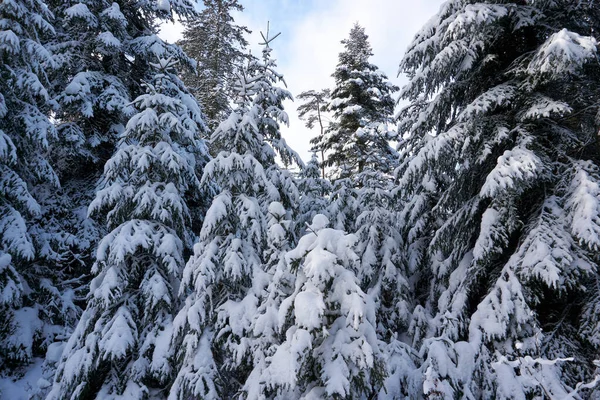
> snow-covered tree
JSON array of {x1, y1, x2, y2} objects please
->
[
  {"x1": 179, "y1": 0, "x2": 250, "y2": 130},
  {"x1": 297, "y1": 153, "x2": 331, "y2": 232},
  {"x1": 320, "y1": 23, "x2": 398, "y2": 181},
  {"x1": 32, "y1": 1, "x2": 202, "y2": 391},
  {"x1": 49, "y1": 0, "x2": 196, "y2": 173},
  {"x1": 47, "y1": 58, "x2": 209, "y2": 399},
  {"x1": 396, "y1": 0, "x2": 600, "y2": 397},
  {"x1": 170, "y1": 32, "x2": 302, "y2": 399},
  {"x1": 259, "y1": 214, "x2": 384, "y2": 399},
  {"x1": 0, "y1": 0, "x2": 59, "y2": 377},
  {"x1": 326, "y1": 177, "x2": 357, "y2": 233},
  {"x1": 353, "y1": 162, "x2": 413, "y2": 400},
  {"x1": 241, "y1": 200, "x2": 296, "y2": 399},
  {"x1": 354, "y1": 171, "x2": 410, "y2": 333}
]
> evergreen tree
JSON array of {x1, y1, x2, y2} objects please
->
[
  {"x1": 354, "y1": 171, "x2": 410, "y2": 335},
  {"x1": 260, "y1": 214, "x2": 385, "y2": 399},
  {"x1": 242, "y1": 200, "x2": 295, "y2": 399},
  {"x1": 297, "y1": 89, "x2": 330, "y2": 179},
  {"x1": 170, "y1": 32, "x2": 302, "y2": 399},
  {"x1": 321, "y1": 23, "x2": 398, "y2": 181},
  {"x1": 0, "y1": 0, "x2": 59, "y2": 377},
  {"x1": 48, "y1": 0, "x2": 196, "y2": 173},
  {"x1": 32, "y1": 1, "x2": 202, "y2": 392},
  {"x1": 397, "y1": 1, "x2": 600, "y2": 397},
  {"x1": 47, "y1": 57, "x2": 209, "y2": 399},
  {"x1": 179, "y1": 0, "x2": 250, "y2": 131},
  {"x1": 296, "y1": 153, "x2": 331, "y2": 232},
  {"x1": 326, "y1": 177, "x2": 357, "y2": 233}
]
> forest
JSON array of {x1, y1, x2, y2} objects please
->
[{"x1": 1, "y1": 0, "x2": 600, "y2": 398}]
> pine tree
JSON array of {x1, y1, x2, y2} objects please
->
[
  {"x1": 310, "y1": 23, "x2": 399, "y2": 247},
  {"x1": 48, "y1": 0, "x2": 196, "y2": 173},
  {"x1": 321, "y1": 23, "x2": 398, "y2": 181},
  {"x1": 242, "y1": 200, "x2": 296, "y2": 399},
  {"x1": 32, "y1": 1, "x2": 202, "y2": 392},
  {"x1": 179, "y1": 0, "x2": 250, "y2": 131},
  {"x1": 297, "y1": 153, "x2": 331, "y2": 231},
  {"x1": 297, "y1": 89, "x2": 330, "y2": 179},
  {"x1": 47, "y1": 58, "x2": 209, "y2": 399},
  {"x1": 0, "y1": 0, "x2": 60, "y2": 377},
  {"x1": 45, "y1": 0, "x2": 200, "y2": 266},
  {"x1": 355, "y1": 171, "x2": 410, "y2": 333},
  {"x1": 170, "y1": 31, "x2": 302, "y2": 399},
  {"x1": 260, "y1": 214, "x2": 385, "y2": 399},
  {"x1": 396, "y1": 1, "x2": 600, "y2": 397}
]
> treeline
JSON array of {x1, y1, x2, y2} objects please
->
[{"x1": 1, "y1": 0, "x2": 600, "y2": 399}]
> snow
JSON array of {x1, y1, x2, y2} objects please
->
[
  {"x1": 458, "y1": 84, "x2": 517, "y2": 121},
  {"x1": 157, "y1": 0, "x2": 171, "y2": 12},
  {"x1": 101, "y1": 2, "x2": 127, "y2": 23},
  {"x1": 469, "y1": 264, "x2": 531, "y2": 345},
  {"x1": 528, "y1": 29, "x2": 597, "y2": 78},
  {"x1": 4, "y1": 0, "x2": 600, "y2": 398},
  {"x1": 566, "y1": 161, "x2": 600, "y2": 250},
  {"x1": 6, "y1": 307, "x2": 42, "y2": 362},
  {"x1": 99, "y1": 306, "x2": 137, "y2": 360},
  {"x1": 97, "y1": 31, "x2": 121, "y2": 48},
  {"x1": 266, "y1": 327, "x2": 311, "y2": 389},
  {"x1": 521, "y1": 96, "x2": 572, "y2": 120},
  {"x1": 0, "y1": 30, "x2": 20, "y2": 54},
  {"x1": 0, "y1": 253, "x2": 21, "y2": 304},
  {"x1": 94, "y1": 220, "x2": 183, "y2": 278},
  {"x1": 0, "y1": 203, "x2": 37, "y2": 259},
  {"x1": 480, "y1": 144, "x2": 541, "y2": 198},
  {"x1": 200, "y1": 192, "x2": 232, "y2": 240},
  {"x1": 64, "y1": 3, "x2": 97, "y2": 24},
  {"x1": 473, "y1": 208, "x2": 501, "y2": 261},
  {"x1": 309, "y1": 214, "x2": 329, "y2": 231},
  {"x1": 294, "y1": 290, "x2": 325, "y2": 330},
  {"x1": 0, "y1": 358, "x2": 44, "y2": 400}
]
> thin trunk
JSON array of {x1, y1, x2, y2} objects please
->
[{"x1": 316, "y1": 97, "x2": 326, "y2": 179}]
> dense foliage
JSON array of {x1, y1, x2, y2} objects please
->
[{"x1": 1, "y1": 0, "x2": 600, "y2": 399}]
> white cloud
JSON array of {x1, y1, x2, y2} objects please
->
[{"x1": 160, "y1": 0, "x2": 444, "y2": 161}]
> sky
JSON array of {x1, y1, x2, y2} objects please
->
[{"x1": 159, "y1": 0, "x2": 445, "y2": 162}]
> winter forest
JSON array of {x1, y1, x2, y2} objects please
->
[{"x1": 2, "y1": 0, "x2": 600, "y2": 398}]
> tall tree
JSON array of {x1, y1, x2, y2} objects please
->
[
  {"x1": 0, "y1": 0, "x2": 59, "y2": 378},
  {"x1": 47, "y1": 57, "x2": 209, "y2": 399},
  {"x1": 321, "y1": 23, "x2": 398, "y2": 181},
  {"x1": 48, "y1": 0, "x2": 196, "y2": 172},
  {"x1": 397, "y1": 1, "x2": 600, "y2": 398},
  {"x1": 179, "y1": 0, "x2": 250, "y2": 131},
  {"x1": 27, "y1": 0, "x2": 201, "y2": 396},
  {"x1": 297, "y1": 89, "x2": 330, "y2": 179},
  {"x1": 169, "y1": 31, "x2": 302, "y2": 399}
]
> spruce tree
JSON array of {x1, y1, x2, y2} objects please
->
[
  {"x1": 170, "y1": 31, "x2": 302, "y2": 399},
  {"x1": 45, "y1": 0, "x2": 200, "y2": 264},
  {"x1": 0, "y1": 0, "x2": 59, "y2": 377},
  {"x1": 18, "y1": 0, "x2": 203, "y2": 396},
  {"x1": 296, "y1": 153, "x2": 331, "y2": 231},
  {"x1": 313, "y1": 23, "x2": 399, "y2": 246},
  {"x1": 397, "y1": 1, "x2": 600, "y2": 397},
  {"x1": 322, "y1": 23, "x2": 398, "y2": 181},
  {"x1": 47, "y1": 58, "x2": 209, "y2": 399},
  {"x1": 48, "y1": 0, "x2": 196, "y2": 172},
  {"x1": 179, "y1": 0, "x2": 250, "y2": 131},
  {"x1": 259, "y1": 214, "x2": 385, "y2": 399}
]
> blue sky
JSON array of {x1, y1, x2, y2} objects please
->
[{"x1": 160, "y1": 0, "x2": 445, "y2": 161}]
